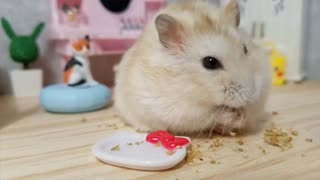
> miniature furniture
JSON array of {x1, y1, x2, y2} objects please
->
[{"x1": 49, "y1": 0, "x2": 165, "y2": 57}]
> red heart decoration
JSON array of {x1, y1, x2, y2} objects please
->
[
  {"x1": 161, "y1": 137, "x2": 190, "y2": 150},
  {"x1": 146, "y1": 130, "x2": 175, "y2": 144},
  {"x1": 146, "y1": 130, "x2": 190, "y2": 150}
]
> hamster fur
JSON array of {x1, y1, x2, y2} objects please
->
[{"x1": 114, "y1": 0, "x2": 271, "y2": 135}]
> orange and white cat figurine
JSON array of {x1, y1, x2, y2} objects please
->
[{"x1": 64, "y1": 35, "x2": 99, "y2": 87}]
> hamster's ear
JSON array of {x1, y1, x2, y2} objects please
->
[
  {"x1": 155, "y1": 14, "x2": 186, "y2": 52},
  {"x1": 222, "y1": 0, "x2": 240, "y2": 27}
]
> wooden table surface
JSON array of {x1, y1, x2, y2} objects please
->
[{"x1": 1, "y1": 81, "x2": 320, "y2": 180}]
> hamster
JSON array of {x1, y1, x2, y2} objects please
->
[{"x1": 114, "y1": 0, "x2": 271, "y2": 135}]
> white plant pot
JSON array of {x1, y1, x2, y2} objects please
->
[{"x1": 10, "y1": 69, "x2": 43, "y2": 97}]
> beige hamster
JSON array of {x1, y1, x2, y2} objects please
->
[{"x1": 114, "y1": 0, "x2": 271, "y2": 135}]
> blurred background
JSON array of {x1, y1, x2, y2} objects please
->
[{"x1": 0, "y1": 0, "x2": 319, "y2": 95}]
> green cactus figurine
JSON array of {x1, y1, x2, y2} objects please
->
[{"x1": 1, "y1": 18, "x2": 45, "y2": 69}]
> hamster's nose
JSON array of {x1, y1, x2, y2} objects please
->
[{"x1": 224, "y1": 82, "x2": 253, "y2": 108}]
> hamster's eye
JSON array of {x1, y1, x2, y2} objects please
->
[
  {"x1": 243, "y1": 44, "x2": 248, "y2": 55},
  {"x1": 202, "y1": 56, "x2": 223, "y2": 70}
]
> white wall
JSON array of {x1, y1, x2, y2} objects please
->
[
  {"x1": 303, "y1": 0, "x2": 320, "y2": 79},
  {"x1": 0, "y1": 0, "x2": 61, "y2": 95},
  {"x1": 240, "y1": 0, "x2": 305, "y2": 81}
]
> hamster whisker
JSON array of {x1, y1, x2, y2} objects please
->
[
  {"x1": 208, "y1": 105, "x2": 227, "y2": 138},
  {"x1": 237, "y1": 108, "x2": 244, "y2": 134},
  {"x1": 222, "y1": 106, "x2": 231, "y2": 135}
]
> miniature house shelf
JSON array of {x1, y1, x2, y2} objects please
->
[{"x1": 49, "y1": 0, "x2": 164, "y2": 56}]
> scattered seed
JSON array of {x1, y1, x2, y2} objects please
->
[
  {"x1": 136, "y1": 129, "x2": 150, "y2": 133},
  {"x1": 236, "y1": 139, "x2": 244, "y2": 146},
  {"x1": 210, "y1": 160, "x2": 221, "y2": 164},
  {"x1": 264, "y1": 126, "x2": 293, "y2": 150},
  {"x1": 212, "y1": 138, "x2": 224, "y2": 148},
  {"x1": 257, "y1": 145, "x2": 267, "y2": 154},
  {"x1": 230, "y1": 131, "x2": 237, "y2": 137},
  {"x1": 291, "y1": 130, "x2": 299, "y2": 136},
  {"x1": 111, "y1": 145, "x2": 120, "y2": 151},
  {"x1": 81, "y1": 118, "x2": 87, "y2": 123},
  {"x1": 167, "y1": 150, "x2": 175, "y2": 156},
  {"x1": 242, "y1": 155, "x2": 249, "y2": 159},
  {"x1": 306, "y1": 138, "x2": 313, "y2": 143},
  {"x1": 186, "y1": 148, "x2": 203, "y2": 164}
]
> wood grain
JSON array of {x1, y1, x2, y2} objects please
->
[{"x1": 1, "y1": 81, "x2": 320, "y2": 180}]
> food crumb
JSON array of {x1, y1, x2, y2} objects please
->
[
  {"x1": 257, "y1": 145, "x2": 267, "y2": 154},
  {"x1": 291, "y1": 130, "x2": 299, "y2": 136},
  {"x1": 236, "y1": 139, "x2": 244, "y2": 146},
  {"x1": 111, "y1": 145, "x2": 120, "y2": 151},
  {"x1": 212, "y1": 138, "x2": 224, "y2": 148},
  {"x1": 210, "y1": 160, "x2": 221, "y2": 165},
  {"x1": 134, "y1": 141, "x2": 144, "y2": 145},
  {"x1": 167, "y1": 150, "x2": 176, "y2": 156},
  {"x1": 112, "y1": 124, "x2": 119, "y2": 130},
  {"x1": 242, "y1": 155, "x2": 249, "y2": 159},
  {"x1": 306, "y1": 138, "x2": 313, "y2": 143},
  {"x1": 127, "y1": 141, "x2": 144, "y2": 146},
  {"x1": 136, "y1": 129, "x2": 150, "y2": 133},
  {"x1": 199, "y1": 158, "x2": 203, "y2": 161},
  {"x1": 186, "y1": 148, "x2": 203, "y2": 164},
  {"x1": 272, "y1": 111, "x2": 279, "y2": 115},
  {"x1": 105, "y1": 124, "x2": 118, "y2": 129},
  {"x1": 230, "y1": 131, "x2": 237, "y2": 137},
  {"x1": 264, "y1": 126, "x2": 293, "y2": 150},
  {"x1": 236, "y1": 147, "x2": 244, "y2": 152},
  {"x1": 81, "y1": 118, "x2": 87, "y2": 123}
]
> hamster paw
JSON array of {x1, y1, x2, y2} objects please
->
[
  {"x1": 213, "y1": 111, "x2": 246, "y2": 136},
  {"x1": 214, "y1": 124, "x2": 236, "y2": 136}
]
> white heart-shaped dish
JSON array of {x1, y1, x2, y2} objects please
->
[{"x1": 92, "y1": 131, "x2": 190, "y2": 171}]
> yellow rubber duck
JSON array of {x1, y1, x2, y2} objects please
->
[{"x1": 262, "y1": 42, "x2": 286, "y2": 86}]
